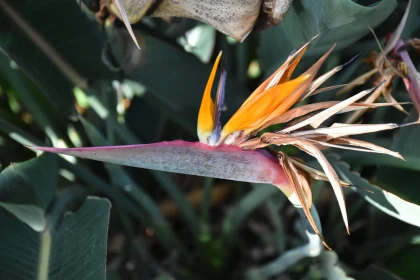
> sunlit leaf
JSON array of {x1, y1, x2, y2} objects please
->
[
  {"x1": 0, "y1": 153, "x2": 58, "y2": 231},
  {"x1": 330, "y1": 154, "x2": 420, "y2": 228}
]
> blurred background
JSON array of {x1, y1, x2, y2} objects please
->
[{"x1": 0, "y1": 0, "x2": 419, "y2": 279}]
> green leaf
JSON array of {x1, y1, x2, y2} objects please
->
[
  {"x1": 259, "y1": 0, "x2": 397, "y2": 73},
  {"x1": 376, "y1": 115, "x2": 420, "y2": 205},
  {"x1": 0, "y1": 202, "x2": 45, "y2": 232},
  {"x1": 0, "y1": 197, "x2": 111, "y2": 280},
  {"x1": 0, "y1": 153, "x2": 57, "y2": 208},
  {"x1": 330, "y1": 154, "x2": 420, "y2": 228},
  {"x1": 0, "y1": 153, "x2": 58, "y2": 231}
]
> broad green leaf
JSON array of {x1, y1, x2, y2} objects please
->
[
  {"x1": 259, "y1": 0, "x2": 397, "y2": 73},
  {"x1": 0, "y1": 197, "x2": 111, "y2": 280},
  {"x1": 377, "y1": 115, "x2": 420, "y2": 205},
  {"x1": 0, "y1": 202, "x2": 45, "y2": 232},
  {"x1": 0, "y1": 153, "x2": 57, "y2": 208},
  {"x1": 0, "y1": 153, "x2": 58, "y2": 231},
  {"x1": 330, "y1": 154, "x2": 420, "y2": 228}
]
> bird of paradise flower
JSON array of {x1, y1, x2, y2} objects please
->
[{"x1": 31, "y1": 38, "x2": 404, "y2": 247}]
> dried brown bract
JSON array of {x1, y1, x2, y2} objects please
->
[{"x1": 105, "y1": 0, "x2": 294, "y2": 42}]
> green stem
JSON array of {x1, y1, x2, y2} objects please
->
[{"x1": 37, "y1": 227, "x2": 52, "y2": 280}]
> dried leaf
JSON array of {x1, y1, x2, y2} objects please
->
[
  {"x1": 345, "y1": 79, "x2": 389, "y2": 123},
  {"x1": 291, "y1": 123, "x2": 398, "y2": 139},
  {"x1": 261, "y1": 135, "x2": 349, "y2": 233},
  {"x1": 309, "y1": 83, "x2": 361, "y2": 97},
  {"x1": 278, "y1": 152, "x2": 324, "y2": 242},
  {"x1": 301, "y1": 62, "x2": 346, "y2": 101},
  {"x1": 331, "y1": 137, "x2": 403, "y2": 159},
  {"x1": 261, "y1": 101, "x2": 402, "y2": 130},
  {"x1": 337, "y1": 69, "x2": 378, "y2": 96},
  {"x1": 382, "y1": 82, "x2": 410, "y2": 115},
  {"x1": 289, "y1": 157, "x2": 351, "y2": 187},
  {"x1": 282, "y1": 85, "x2": 379, "y2": 133}
]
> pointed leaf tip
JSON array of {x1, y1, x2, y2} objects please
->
[{"x1": 113, "y1": 0, "x2": 141, "y2": 49}]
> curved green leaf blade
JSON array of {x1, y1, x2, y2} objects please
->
[
  {"x1": 0, "y1": 153, "x2": 57, "y2": 208},
  {"x1": 0, "y1": 202, "x2": 45, "y2": 232},
  {"x1": 0, "y1": 197, "x2": 111, "y2": 280},
  {"x1": 0, "y1": 153, "x2": 57, "y2": 231},
  {"x1": 376, "y1": 115, "x2": 420, "y2": 205},
  {"x1": 330, "y1": 155, "x2": 420, "y2": 228}
]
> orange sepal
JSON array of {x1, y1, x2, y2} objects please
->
[{"x1": 197, "y1": 51, "x2": 222, "y2": 143}]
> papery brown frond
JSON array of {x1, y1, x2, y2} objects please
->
[
  {"x1": 301, "y1": 62, "x2": 346, "y2": 101},
  {"x1": 278, "y1": 152, "x2": 331, "y2": 248},
  {"x1": 111, "y1": 0, "x2": 295, "y2": 42},
  {"x1": 278, "y1": 154, "x2": 320, "y2": 236},
  {"x1": 289, "y1": 157, "x2": 351, "y2": 187},
  {"x1": 282, "y1": 85, "x2": 378, "y2": 133},
  {"x1": 251, "y1": 134, "x2": 350, "y2": 233},
  {"x1": 291, "y1": 123, "x2": 398, "y2": 139},
  {"x1": 345, "y1": 78, "x2": 391, "y2": 123},
  {"x1": 337, "y1": 69, "x2": 378, "y2": 96},
  {"x1": 382, "y1": 82, "x2": 410, "y2": 115},
  {"x1": 330, "y1": 137, "x2": 404, "y2": 159},
  {"x1": 258, "y1": 101, "x2": 403, "y2": 131}
]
